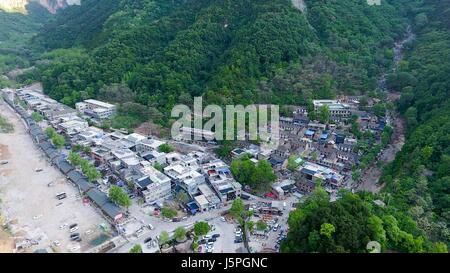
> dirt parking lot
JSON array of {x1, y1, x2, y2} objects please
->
[{"x1": 0, "y1": 101, "x2": 106, "y2": 253}]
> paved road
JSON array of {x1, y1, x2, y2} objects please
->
[
  {"x1": 111, "y1": 193, "x2": 288, "y2": 253},
  {"x1": 112, "y1": 203, "x2": 235, "y2": 253}
]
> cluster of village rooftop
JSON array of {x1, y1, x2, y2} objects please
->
[
  {"x1": 1, "y1": 88, "x2": 243, "y2": 223},
  {"x1": 1, "y1": 86, "x2": 388, "y2": 222}
]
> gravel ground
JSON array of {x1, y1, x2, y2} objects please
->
[{"x1": 0, "y1": 101, "x2": 105, "y2": 253}]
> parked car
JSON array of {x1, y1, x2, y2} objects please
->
[
  {"x1": 69, "y1": 224, "x2": 78, "y2": 233},
  {"x1": 35, "y1": 168, "x2": 43, "y2": 172},
  {"x1": 70, "y1": 233, "x2": 80, "y2": 241},
  {"x1": 273, "y1": 224, "x2": 280, "y2": 232},
  {"x1": 212, "y1": 234, "x2": 220, "y2": 238},
  {"x1": 56, "y1": 192, "x2": 67, "y2": 200},
  {"x1": 144, "y1": 237, "x2": 152, "y2": 244},
  {"x1": 70, "y1": 245, "x2": 80, "y2": 252}
]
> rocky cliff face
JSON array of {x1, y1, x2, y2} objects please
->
[
  {"x1": 0, "y1": 0, "x2": 80, "y2": 13},
  {"x1": 38, "y1": 0, "x2": 80, "y2": 14},
  {"x1": 0, "y1": 0, "x2": 28, "y2": 11}
]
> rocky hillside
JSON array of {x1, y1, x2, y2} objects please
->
[{"x1": 0, "y1": 0, "x2": 79, "y2": 13}]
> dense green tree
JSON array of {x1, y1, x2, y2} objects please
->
[
  {"x1": 256, "y1": 220, "x2": 268, "y2": 231},
  {"x1": 108, "y1": 185, "x2": 132, "y2": 208},
  {"x1": 161, "y1": 207, "x2": 177, "y2": 219},
  {"x1": 158, "y1": 143, "x2": 175, "y2": 153},
  {"x1": 45, "y1": 127, "x2": 56, "y2": 138},
  {"x1": 129, "y1": 244, "x2": 142, "y2": 253},
  {"x1": 194, "y1": 222, "x2": 210, "y2": 237},
  {"x1": 231, "y1": 155, "x2": 276, "y2": 191},
  {"x1": 318, "y1": 105, "x2": 330, "y2": 124},
  {"x1": 174, "y1": 227, "x2": 187, "y2": 242},
  {"x1": 31, "y1": 112, "x2": 44, "y2": 122},
  {"x1": 68, "y1": 151, "x2": 83, "y2": 166},
  {"x1": 51, "y1": 134, "x2": 65, "y2": 149},
  {"x1": 281, "y1": 189, "x2": 427, "y2": 253},
  {"x1": 159, "y1": 231, "x2": 170, "y2": 246}
]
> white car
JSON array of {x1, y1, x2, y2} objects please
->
[
  {"x1": 59, "y1": 223, "x2": 68, "y2": 230},
  {"x1": 53, "y1": 240, "x2": 61, "y2": 247},
  {"x1": 69, "y1": 245, "x2": 80, "y2": 252},
  {"x1": 220, "y1": 217, "x2": 226, "y2": 222}
]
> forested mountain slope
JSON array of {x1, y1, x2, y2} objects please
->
[
  {"x1": 381, "y1": 0, "x2": 450, "y2": 247},
  {"x1": 23, "y1": 0, "x2": 412, "y2": 128},
  {"x1": 282, "y1": 0, "x2": 450, "y2": 253},
  {"x1": 0, "y1": 2, "x2": 50, "y2": 77}
]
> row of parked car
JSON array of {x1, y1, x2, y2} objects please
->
[
  {"x1": 275, "y1": 230, "x2": 287, "y2": 250},
  {"x1": 199, "y1": 234, "x2": 220, "y2": 253},
  {"x1": 234, "y1": 227, "x2": 243, "y2": 243}
]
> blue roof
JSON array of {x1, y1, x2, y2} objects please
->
[
  {"x1": 67, "y1": 170, "x2": 84, "y2": 183},
  {"x1": 75, "y1": 178, "x2": 93, "y2": 192},
  {"x1": 305, "y1": 130, "x2": 315, "y2": 136},
  {"x1": 320, "y1": 133, "x2": 328, "y2": 139},
  {"x1": 87, "y1": 188, "x2": 109, "y2": 207},
  {"x1": 301, "y1": 168, "x2": 316, "y2": 176},
  {"x1": 135, "y1": 177, "x2": 152, "y2": 188},
  {"x1": 142, "y1": 153, "x2": 155, "y2": 161},
  {"x1": 218, "y1": 168, "x2": 230, "y2": 174},
  {"x1": 57, "y1": 158, "x2": 74, "y2": 174},
  {"x1": 269, "y1": 157, "x2": 283, "y2": 165},
  {"x1": 101, "y1": 202, "x2": 123, "y2": 219},
  {"x1": 186, "y1": 201, "x2": 199, "y2": 214}
]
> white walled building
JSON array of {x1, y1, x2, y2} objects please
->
[
  {"x1": 135, "y1": 162, "x2": 172, "y2": 203},
  {"x1": 76, "y1": 99, "x2": 116, "y2": 120},
  {"x1": 136, "y1": 138, "x2": 166, "y2": 154}
]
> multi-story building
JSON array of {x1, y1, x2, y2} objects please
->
[
  {"x1": 76, "y1": 99, "x2": 116, "y2": 120},
  {"x1": 313, "y1": 100, "x2": 352, "y2": 120},
  {"x1": 164, "y1": 164, "x2": 205, "y2": 195},
  {"x1": 136, "y1": 138, "x2": 166, "y2": 154},
  {"x1": 202, "y1": 159, "x2": 241, "y2": 203},
  {"x1": 133, "y1": 162, "x2": 172, "y2": 203}
]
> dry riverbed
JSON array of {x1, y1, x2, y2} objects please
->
[{"x1": 0, "y1": 100, "x2": 105, "y2": 253}]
